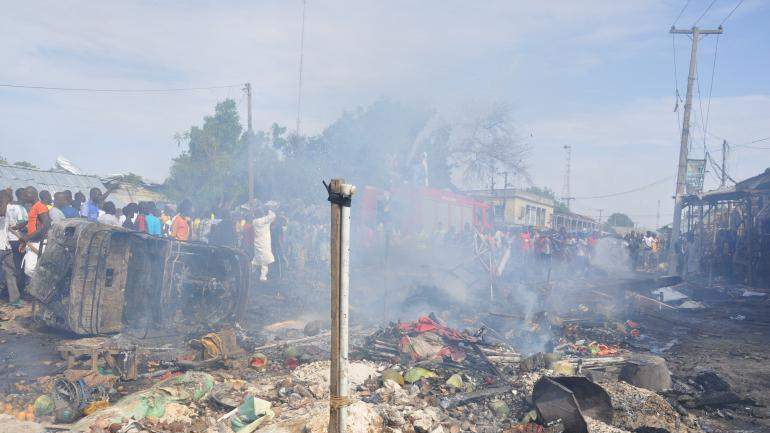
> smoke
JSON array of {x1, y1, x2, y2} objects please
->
[{"x1": 590, "y1": 236, "x2": 632, "y2": 276}]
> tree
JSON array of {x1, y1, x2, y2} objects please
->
[
  {"x1": 606, "y1": 213, "x2": 634, "y2": 228},
  {"x1": 13, "y1": 161, "x2": 39, "y2": 169},
  {"x1": 164, "y1": 99, "x2": 250, "y2": 210},
  {"x1": 448, "y1": 103, "x2": 530, "y2": 187}
]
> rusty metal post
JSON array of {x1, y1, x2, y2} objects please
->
[{"x1": 326, "y1": 179, "x2": 356, "y2": 433}]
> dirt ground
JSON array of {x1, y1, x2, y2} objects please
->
[{"x1": 640, "y1": 280, "x2": 770, "y2": 433}]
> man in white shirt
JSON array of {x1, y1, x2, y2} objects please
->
[
  {"x1": 0, "y1": 189, "x2": 22, "y2": 305},
  {"x1": 252, "y1": 206, "x2": 277, "y2": 281},
  {"x1": 97, "y1": 202, "x2": 121, "y2": 227}
]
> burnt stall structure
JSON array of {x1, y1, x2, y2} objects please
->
[
  {"x1": 29, "y1": 219, "x2": 248, "y2": 335},
  {"x1": 680, "y1": 168, "x2": 770, "y2": 287}
]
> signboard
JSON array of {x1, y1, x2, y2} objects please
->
[{"x1": 685, "y1": 159, "x2": 706, "y2": 195}]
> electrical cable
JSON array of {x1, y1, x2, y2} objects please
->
[
  {"x1": 672, "y1": 35, "x2": 683, "y2": 131},
  {"x1": 734, "y1": 144, "x2": 770, "y2": 150},
  {"x1": 733, "y1": 136, "x2": 770, "y2": 148},
  {"x1": 694, "y1": 0, "x2": 719, "y2": 26},
  {"x1": 0, "y1": 83, "x2": 242, "y2": 93},
  {"x1": 720, "y1": 0, "x2": 745, "y2": 25},
  {"x1": 704, "y1": 132, "x2": 770, "y2": 150},
  {"x1": 673, "y1": 0, "x2": 692, "y2": 27},
  {"x1": 703, "y1": 34, "x2": 720, "y2": 148},
  {"x1": 572, "y1": 176, "x2": 674, "y2": 200}
]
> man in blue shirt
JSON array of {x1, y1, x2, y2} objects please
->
[
  {"x1": 80, "y1": 187, "x2": 114, "y2": 221},
  {"x1": 60, "y1": 190, "x2": 79, "y2": 218},
  {"x1": 144, "y1": 203, "x2": 162, "y2": 236}
]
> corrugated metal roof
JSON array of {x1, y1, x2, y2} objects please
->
[{"x1": 0, "y1": 164, "x2": 105, "y2": 195}]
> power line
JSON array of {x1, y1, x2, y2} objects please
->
[
  {"x1": 734, "y1": 136, "x2": 770, "y2": 147},
  {"x1": 573, "y1": 176, "x2": 674, "y2": 200},
  {"x1": 720, "y1": 0, "x2": 745, "y2": 25},
  {"x1": 705, "y1": 132, "x2": 770, "y2": 149},
  {"x1": 706, "y1": 150, "x2": 736, "y2": 183},
  {"x1": 703, "y1": 34, "x2": 720, "y2": 149},
  {"x1": 0, "y1": 83, "x2": 242, "y2": 93},
  {"x1": 694, "y1": 0, "x2": 719, "y2": 26},
  {"x1": 673, "y1": 0, "x2": 692, "y2": 27}
]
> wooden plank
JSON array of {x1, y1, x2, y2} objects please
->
[{"x1": 329, "y1": 179, "x2": 342, "y2": 433}]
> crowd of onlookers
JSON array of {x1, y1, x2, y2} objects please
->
[
  {"x1": 491, "y1": 227, "x2": 600, "y2": 280},
  {"x1": 623, "y1": 231, "x2": 667, "y2": 272},
  {"x1": 0, "y1": 185, "x2": 334, "y2": 310}
]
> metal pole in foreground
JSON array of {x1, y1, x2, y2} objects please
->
[{"x1": 326, "y1": 179, "x2": 356, "y2": 433}]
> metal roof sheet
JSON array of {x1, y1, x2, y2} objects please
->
[{"x1": 0, "y1": 164, "x2": 105, "y2": 195}]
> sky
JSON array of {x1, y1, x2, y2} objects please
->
[{"x1": 1, "y1": 0, "x2": 769, "y2": 227}]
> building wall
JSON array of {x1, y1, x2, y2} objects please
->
[
  {"x1": 465, "y1": 189, "x2": 554, "y2": 228},
  {"x1": 505, "y1": 196, "x2": 553, "y2": 227}
]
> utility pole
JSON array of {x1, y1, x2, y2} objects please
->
[
  {"x1": 656, "y1": 200, "x2": 661, "y2": 229},
  {"x1": 295, "y1": 0, "x2": 307, "y2": 135},
  {"x1": 668, "y1": 25, "x2": 723, "y2": 275},
  {"x1": 720, "y1": 139, "x2": 728, "y2": 187},
  {"x1": 326, "y1": 179, "x2": 356, "y2": 433},
  {"x1": 499, "y1": 171, "x2": 509, "y2": 225},
  {"x1": 244, "y1": 83, "x2": 255, "y2": 206},
  {"x1": 561, "y1": 145, "x2": 572, "y2": 211},
  {"x1": 598, "y1": 209, "x2": 603, "y2": 225}
]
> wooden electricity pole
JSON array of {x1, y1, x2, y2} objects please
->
[
  {"x1": 244, "y1": 82, "x2": 255, "y2": 205},
  {"x1": 668, "y1": 25, "x2": 723, "y2": 274},
  {"x1": 720, "y1": 139, "x2": 728, "y2": 188},
  {"x1": 326, "y1": 179, "x2": 356, "y2": 433}
]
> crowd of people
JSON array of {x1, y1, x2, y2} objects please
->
[
  {"x1": 492, "y1": 227, "x2": 601, "y2": 281},
  {"x1": 0, "y1": 184, "x2": 333, "y2": 310},
  {"x1": 623, "y1": 231, "x2": 667, "y2": 272}
]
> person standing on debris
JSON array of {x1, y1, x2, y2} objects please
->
[
  {"x1": 252, "y1": 204, "x2": 277, "y2": 281},
  {"x1": 97, "y1": 202, "x2": 121, "y2": 227},
  {"x1": 0, "y1": 189, "x2": 22, "y2": 307},
  {"x1": 171, "y1": 199, "x2": 192, "y2": 241},
  {"x1": 49, "y1": 192, "x2": 68, "y2": 222},
  {"x1": 60, "y1": 191, "x2": 78, "y2": 218},
  {"x1": 145, "y1": 204, "x2": 162, "y2": 236},
  {"x1": 134, "y1": 202, "x2": 148, "y2": 233},
  {"x1": 39, "y1": 190, "x2": 53, "y2": 209},
  {"x1": 72, "y1": 191, "x2": 86, "y2": 214},
  {"x1": 240, "y1": 212, "x2": 255, "y2": 262},
  {"x1": 161, "y1": 204, "x2": 174, "y2": 236},
  {"x1": 18, "y1": 186, "x2": 51, "y2": 280},
  {"x1": 80, "y1": 187, "x2": 103, "y2": 221},
  {"x1": 270, "y1": 212, "x2": 288, "y2": 278},
  {"x1": 121, "y1": 203, "x2": 139, "y2": 230},
  {"x1": 5, "y1": 189, "x2": 27, "y2": 295},
  {"x1": 209, "y1": 209, "x2": 237, "y2": 247}
]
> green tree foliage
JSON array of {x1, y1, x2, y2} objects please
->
[
  {"x1": 606, "y1": 212, "x2": 634, "y2": 227},
  {"x1": 13, "y1": 161, "x2": 39, "y2": 169},
  {"x1": 163, "y1": 98, "x2": 527, "y2": 213},
  {"x1": 165, "y1": 99, "x2": 248, "y2": 210}
]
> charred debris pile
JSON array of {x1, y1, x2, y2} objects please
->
[{"x1": 0, "y1": 297, "x2": 741, "y2": 433}]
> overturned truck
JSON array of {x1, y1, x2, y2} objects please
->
[{"x1": 29, "y1": 219, "x2": 249, "y2": 335}]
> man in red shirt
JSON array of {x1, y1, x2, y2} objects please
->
[
  {"x1": 171, "y1": 199, "x2": 192, "y2": 241},
  {"x1": 18, "y1": 187, "x2": 50, "y2": 282}
]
